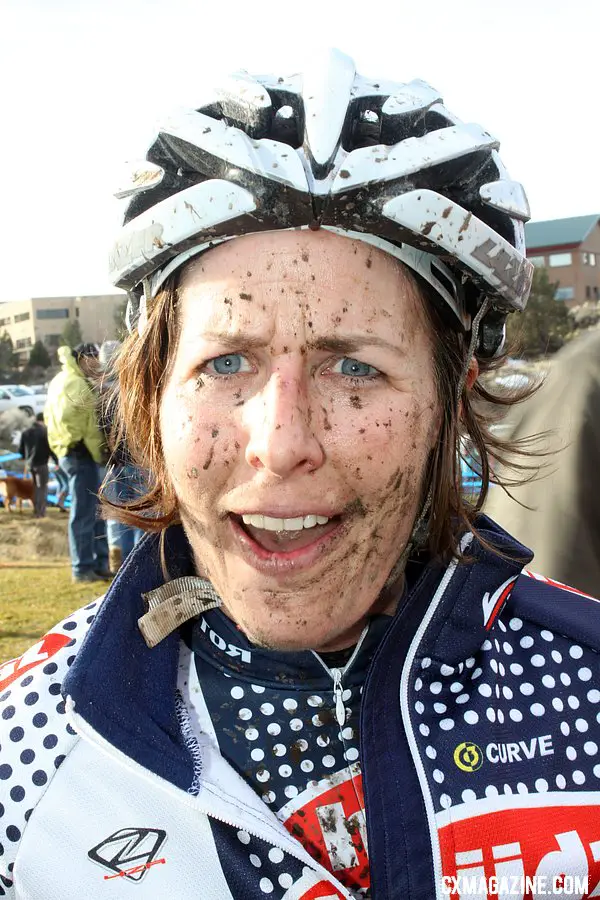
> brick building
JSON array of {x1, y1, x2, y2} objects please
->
[
  {"x1": 524, "y1": 214, "x2": 600, "y2": 307},
  {"x1": 0, "y1": 294, "x2": 126, "y2": 365}
]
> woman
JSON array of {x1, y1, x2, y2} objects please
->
[{"x1": 1, "y1": 51, "x2": 599, "y2": 899}]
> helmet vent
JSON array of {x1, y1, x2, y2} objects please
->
[{"x1": 270, "y1": 102, "x2": 302, "y2": 148}]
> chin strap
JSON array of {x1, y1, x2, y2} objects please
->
[{"x1": 385, "y1": 298, "x2": 490, "y2": 588}]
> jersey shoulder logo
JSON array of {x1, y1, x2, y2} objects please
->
[{"x1": 482, "y1": 576, "x2": 518, "y2": 630}]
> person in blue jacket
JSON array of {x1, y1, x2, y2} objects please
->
[{"x1": 1, "y1": 51, "x2": 599, "y2": 900}]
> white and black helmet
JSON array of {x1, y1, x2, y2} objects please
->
[{"x1": 109, "y1": 49, "x2": 533, "y2": 357}]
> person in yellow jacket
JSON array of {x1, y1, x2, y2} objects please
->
[{"x1": 45, "y1": 343, "x2": 110, "y2": 582}]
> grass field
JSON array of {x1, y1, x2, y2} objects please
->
[{"x1": 0, "y1": 507, "x2": 110, "y2": 664}]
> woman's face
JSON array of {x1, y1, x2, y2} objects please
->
[{"x1": 160, "y1": 230, "x2": 440, "y2": 651}]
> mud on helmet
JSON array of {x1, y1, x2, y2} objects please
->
[{"x1": 109, "y1": 49, "x2": 533, "y2": 358}]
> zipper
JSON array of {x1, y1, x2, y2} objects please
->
[
  {"x1": 312, "y1": 623, "x2": 370, "y2": 728},
  {"x1": 66, "y1": 696, "x2": 353, "y2": 899},
  {"x1": 398, "y1": 534, "x2": 473, "y2": 900}
]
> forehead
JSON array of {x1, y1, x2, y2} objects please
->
[
  {"x1": 179, "y1": 230, "x2": 416, "y2": 300},
  {"x1": 174, "y1": 229, "x2": 431, "y2": 349}
]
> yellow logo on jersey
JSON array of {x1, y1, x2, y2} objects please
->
[{"x1": 454, "y1": 741, "x2": 483, "y2": 772}]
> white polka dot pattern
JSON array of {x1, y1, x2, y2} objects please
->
[
  {"x1": 210, "y1": 819, "x2": 327, "y2": 899},
  {"x1": 0, "y1": 600, "x2": 101, "y2": 888},
  {"x1": 413, "y1": 601, "x2": 600, "y2": 812}
]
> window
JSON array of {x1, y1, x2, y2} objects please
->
[
  {"x1": 555, "y1": 287, "x2": 574, "y2": 301},
  {"x1": 44, "y1": 334, "x2": 62, "y2": 347},
  {"x1": 75, "y1": 307, "x2": 80, "y2": 318},
  {"x1": 586, "y1": 286, "x2": 592, "y2": 300},
  {"x1": 528, "y1": 255, "x2": 546, "y2": 267},
  {"x1": 594, "y1": 287, "x2": 600, "y2": 300},
  {"x1": 583, "y1": 252, "x2": 597, "y2": 266},
  {"x1": 0, "y1": 317, "x2": 11, "y2": 326},
  {"x1": 549, "y1": 252, "x2": 573, "y2": 267},
  {"x1": 7, "y1": 386, "x2": 32, "y2": 396},
  {"x1": 15, "y1": 337, "x2": 32, "y2": 349},
  {"x1": 36, "y1": 308, "x2": 69, "y2": 320},
  {"x1": 14, "y1": 312, "x2": 30, "y2": 323}
]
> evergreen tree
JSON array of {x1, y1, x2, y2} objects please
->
[
  {"x1": 113, "y1": 297, "x2": 129, "y2": 341},
  {"x1": 506, "y1": 267, "x2": 571, "y2": 358},
  {"x1": 28, "y1": 339, "x2": 52, "y2": 368},
  {"x1": 60, "y1": 318, "x2": 83, "y2": 348},
  {"x1": 0, "y1": 330, "x2": 15, "y2": 371}
]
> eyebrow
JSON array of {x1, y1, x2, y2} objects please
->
[
  {"x1": 199, "y1": 331, "x2": 406, "y2": 356},
  {"x1": 310, "y1": 334, "x2": 405, "y2": 356}
]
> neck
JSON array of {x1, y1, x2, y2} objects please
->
[{"x1": 314, "y1": 573, "x2": 405, "y2": 653}]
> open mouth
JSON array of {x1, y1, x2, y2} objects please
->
[{"x1": 231, "y1": 512, "x2": 342, "y2": 554}]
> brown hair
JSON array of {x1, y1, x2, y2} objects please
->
[{"x1": 101, "y1": 269, "x2": 540, "y2": 562}]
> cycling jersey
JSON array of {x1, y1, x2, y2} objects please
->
[{"x1": 1, "y1": 516, "x2": 600, "y2": 899}]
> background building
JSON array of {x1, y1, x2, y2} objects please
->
[
  {"x1": 0, "y1": 294, "x2": 126, "y2": 365},
  {"x1": 525, "y1": 214, "x2": 600, "y2": 307}
]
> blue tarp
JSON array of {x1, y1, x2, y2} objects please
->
[{"x1": 0, "y1": 453, "x2": 69, "y2": 508}]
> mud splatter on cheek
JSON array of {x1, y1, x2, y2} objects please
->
[{"x1": 203, "y1": 445, "x2": 215, "y2": 470}]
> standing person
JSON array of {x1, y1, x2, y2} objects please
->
[
  {"x1": 45, "y1": 343, "x2": 110, "y2": 582},
  {"x1": 98, "y1": 340, "x2": 146, "y2": 573},
  {"x1": 51, "y1": 460, "x2": 69, "y2": 511},
  {"x1": 3, "y1": 52, "x2": 600, "y2": 899},
  {"x1": 486, "y1": 328, "x2": 600, "y2": 597},
  {"x1": 17, "y1": 412, "x2": 57, "y2": 517}
]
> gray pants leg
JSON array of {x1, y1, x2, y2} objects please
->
[{"x1": 31, "y1": 465, "x2": 48, "y2": 517}]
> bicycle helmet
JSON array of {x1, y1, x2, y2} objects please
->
[{"x1": 109, "y1": 49, "x2": 532, "y2": 356}]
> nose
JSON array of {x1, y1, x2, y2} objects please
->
[{"x1": 244, "y1": 372, "x2": 325, "y2": 476}]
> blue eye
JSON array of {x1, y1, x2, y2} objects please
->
[
  {"x1": 206, "y1": 354, "x2": 251, "y2": 375},
  {"x1": 334, "y1": 357, "x2": 379, "y2": 378}
]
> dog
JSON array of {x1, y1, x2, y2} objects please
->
[{"x1": 0, "y1": 476, "x2": 35, "y2": 512}]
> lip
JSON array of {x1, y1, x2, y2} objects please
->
[{"x1": 228, "y1": 513, "x2": 348, "y2": 575}]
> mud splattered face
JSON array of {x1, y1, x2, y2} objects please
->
[{"x1": 160, "y1": 230, "x2": 440, "y2": 651}]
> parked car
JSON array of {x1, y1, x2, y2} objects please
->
[
  {"x1": 0, "y1": 384, "x2": 46, "y2": 417},
  {"x1": 17, "y1": 384, "x2": 48, "y2": 405}
]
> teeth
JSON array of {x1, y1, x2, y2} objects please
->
[
  {"x1": 241, "y1": 513, "x2": 331, "y2": 531},
  {"x1": 263, "y1": 517, "x2": 284, "y2": 532},
  {"x1": 284, "y1": 517, "x2": 304, "y2": 531},
  {"x1": 245, "y1": 514, "x2": 265, "y2": 529}
]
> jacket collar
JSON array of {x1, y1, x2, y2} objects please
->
[{"x1": 63, "y1": 517, "x2": 533, "y2": 790}]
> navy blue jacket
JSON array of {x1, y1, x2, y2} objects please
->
[{"x1": 1, "y1": 516, "x2": 599, "y2": 899}]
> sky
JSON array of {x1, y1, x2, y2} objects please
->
[{"x1": 0, "y1": 0, "x2": 598, "y2": 300}]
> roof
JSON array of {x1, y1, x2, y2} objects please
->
[{"x1": 525, "y1": 214, "x2": 599, "y2": 251}]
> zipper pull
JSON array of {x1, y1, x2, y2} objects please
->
[{"x1": 332, "y1": 668, "x2": 346, "y2": 727}]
